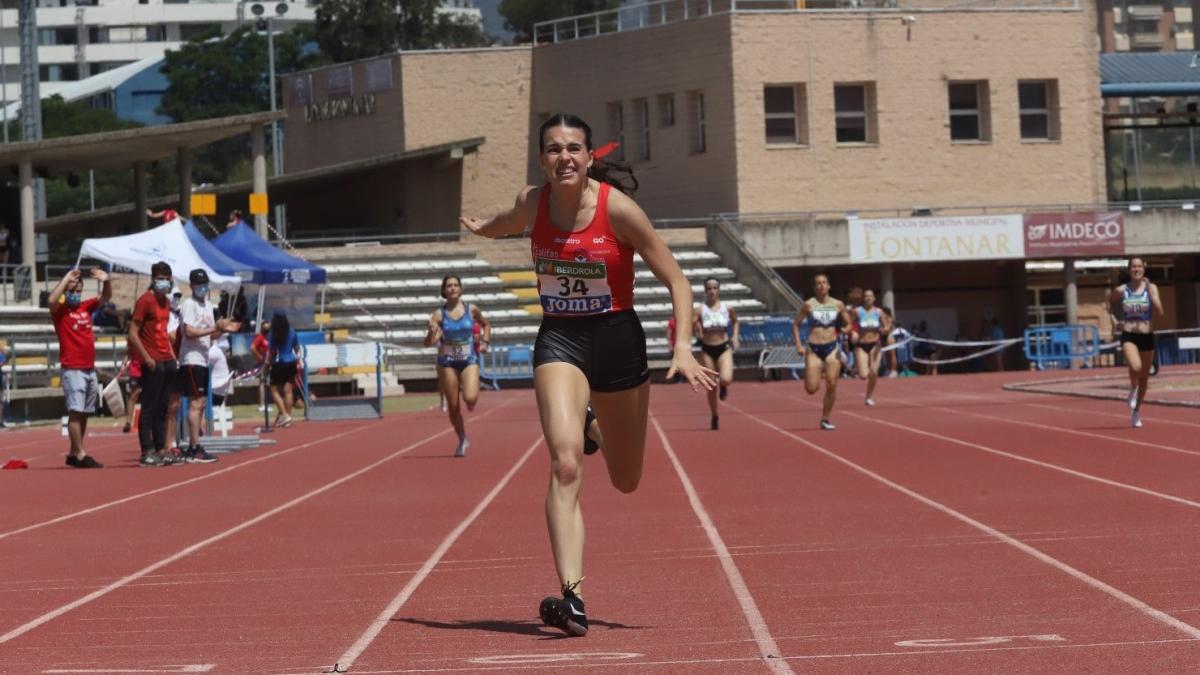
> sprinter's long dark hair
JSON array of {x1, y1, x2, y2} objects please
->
[
  {"x1": 269, "y1": 311, "x2": 292, "y2": 351},
  {"x1": 539, "y1": 113, "x2": 639, "y2": 197}
]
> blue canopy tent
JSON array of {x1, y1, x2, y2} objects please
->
[
  {"x1": 182, "y1": 221, "x2": 264, "y2": 284},
  {"x1": 212, "y1": 222, "x2": 326, "y2": 285}
]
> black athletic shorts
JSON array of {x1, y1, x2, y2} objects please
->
[
  {"x1": 1120, "y1": 331, "x2": 1155, "y2": 352},
  {"x1": 178, "y1": 365, "x2": 209, "y2": 399},
  {"x1": 271, "y1": 361, "x2": 299, "y2": 386},
  {"x1": 534, "y1": 310, "x2": 649, "y2": 393},
  {"x1": 699, "y1": 341, "x2": 731, "y2": 361}
]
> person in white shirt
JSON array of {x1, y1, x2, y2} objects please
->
[{"x1": 178, "y1": 269, "x2": 238, "y2": 463}]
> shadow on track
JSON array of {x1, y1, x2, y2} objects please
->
[{"x1": 393, "y1": 616, "x2": 647, "y2": 638}]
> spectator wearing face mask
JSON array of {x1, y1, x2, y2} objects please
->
[
  {"x1": 129, "y1": 262, "x2": 178, "y2": 467},
  {"x1": 178, "y1": 269, "x2": 239, "y2": 463},
  {"x1": 49, "y1": 267, "x2": 112, "y2": 468}
]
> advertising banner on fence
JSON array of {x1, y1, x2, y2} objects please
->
[
  {"x1": 848, "y1": 214, "x2": 1024, "y2": 263},
  {"x1": 1022, "y1": 211, "x2": 1125, "y2": 257}
]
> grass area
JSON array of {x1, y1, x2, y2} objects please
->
[{"x1": 223, "y1": 393, "x2": 442, "y2": 422}]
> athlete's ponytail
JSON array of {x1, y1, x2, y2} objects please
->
[{"x1": 539, "y1": 113, "x2": 639, "y2": 197}]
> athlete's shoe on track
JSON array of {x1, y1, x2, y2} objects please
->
[
  {"x1": 583, "y1": 405, "x2": 599, "y2": 456},
  {"x1": 820, "y1": 418, "x2": 836, "y2": 431},
  {"x1": 1131, "y1": 410, "x2": 1143, "y2": 428},
  {"x1": 865, "y1": 397, "x2": 876, "y2": 407},
  {"x1": 454, "y1": 436, "x2": 469, "y2": 458},
  {"x1": 539, "y1": 581, "x2": 588, "y2": 637},
  {"x1": 711, "y1": 415, "x2": 719, "y2": 431},
  {"x1": 1128, "y1": 387, "x2": 1139, "y2": 410}
]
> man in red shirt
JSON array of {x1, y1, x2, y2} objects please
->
[
  {"x1": 49, "y1": 267, "x2": 112, "y2": 468},
  {"x1": 251, "y1": 322, "x2": 270, "y2": 412},
  {"x1": 128, "y1": 261, "x2": 178, "y2": 467}
]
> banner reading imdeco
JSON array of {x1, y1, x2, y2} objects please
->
[{"x1": 848, "y1": 215, "x2": 1024, "y2": 263}]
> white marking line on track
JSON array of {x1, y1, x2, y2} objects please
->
[
  {"x1": 730, "y1": 404, "x2": 1200, "y2": 640},
  {"x1": 651, "y1": 415, "x2": 795, "y2": 675},
  {"x1": 1023, "y1": 400, "x2": 1200, "y2": 429},
  {"x1": 783, "y1": 393, "x2": 1200, "y2": 512},
  {"x1": 266, "y1": 638, "x2": 1200, "y2": 673},
  {"x1": 332, "y1": 433, "x2": 544, "y2": 674},
  {"x1": 0, "y1": 418, "x2": 401, "y2": 542},
  {"x1": 824, "y1": 403, "x2": 1200, "y2": 512},
  {"x1": 925, "y1": 402, "x2": 1200, "y2": 458},
  {"x1": 0, "y1": 422, "x2": 465, "y2": 646}
]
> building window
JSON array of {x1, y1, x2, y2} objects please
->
[
  {"x1": 764, "y1": 83, "x2": 808, "y2": 145},
  {"x1": 948, "y1": 81, "x2": 990, "y2": 142},
  {"x1": 179, "y1": 23, "x2": 221, "y2": 42},
  {"x1": 1018, "y1": 80, "x2": 1059, "y2": 140},
  {"x1": 688, "y1": 90, "x2": 706, "y2": 154},
  {"x1": 38, "y1": 64, "x2": 80, "y2": 82},
  {"x1": 658, "y1": 93, "x2": 675, "y2": 127},
  {"x1": 834, "y1": 82, "x2": 875, "y2": 144},
  {"x1": 633, "y1": 98, "x2": 650, "y2": 161},
  {"x1": 606, "y1": 101, "x2": 625, "y2": 161}
]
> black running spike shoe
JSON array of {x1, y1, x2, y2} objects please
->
[
  {"x1": 583, "y1": 405, "x2": 599, "y2": 456},
  {"x1": 539, "y1": 580, "x2": 588, "y2": 636}
]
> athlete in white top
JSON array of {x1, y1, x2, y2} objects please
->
[
  {"x1": 1106, "y1": 257, "x2": 1163, "y2": 428},
  {"x1": 692, "y1": 277, "x2": 739, "y2": 430}
]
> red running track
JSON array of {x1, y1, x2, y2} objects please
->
[{"x1": 1, "y1": 367, "x2": 1198, "y2": 673}]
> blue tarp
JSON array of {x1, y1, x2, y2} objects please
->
[
  {"x1": 211, "y1": 222, "x2": 327, "y2": 285},
  {"x1": 182, "y1": 220, "x2": 263, "y2": 284}
]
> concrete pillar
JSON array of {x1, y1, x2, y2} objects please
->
[
  {"x1": 177, "y1": 147, "x2": 192, "y2": 220},
  {"x1": 19, "y1": 157, "x2": 36, "y2": 297},
  {"x1": 251, "y1": 124, "x2": 268, "y2": 238},
  {"x1": 134, "y1": 161, "x2": 147, "y2": 231},
  {"x1": 1064, "y1": 258, "x2": 1078, "y2": 326},
  {"x1": 880, "y1": 263, "x2": 895, "y2": 314}
]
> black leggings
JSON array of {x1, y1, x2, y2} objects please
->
[{"x1": 138, "y1": 360, "x2": 177, "y2": 453}]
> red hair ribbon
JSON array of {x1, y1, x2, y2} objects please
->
[{"x1": 594, "y1": 142, "x2": 619, "y2": 159}]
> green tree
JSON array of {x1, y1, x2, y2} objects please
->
[
  {"x1": 498, "y1": 0, "x2": 619, "y2": 43},
  {"x1": 30, "y1": 96, "x2": 171, "y2": 218},
  {"x1": 158, "y1": 25, "x2": 319, "y2": 184},
  {"x1": 313, "y1": 0, "x2": 489, "y2": 63}
]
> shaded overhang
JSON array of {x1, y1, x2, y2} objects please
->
[
  {"x1": 1100, "y1": 52, "x2": 1200, "y2": 98},
  {"x1": 36, "y1": 137, "x2": 485, "y2": 234},
  {"x1": 0, "y1": 110, "x2": 286, "y2": 172}
]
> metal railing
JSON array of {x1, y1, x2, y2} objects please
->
[
  {"x1": 0, "y1": 264, "x2": 32, "y2": 304},
  {"x1": 533, "y1": 0, "x2": 1076, "y2": 44}
]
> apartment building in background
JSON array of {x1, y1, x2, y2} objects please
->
[{"x1": 0, "y1": 0, "x2": 483, "y2": 121}]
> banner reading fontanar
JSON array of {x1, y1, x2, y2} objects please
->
[{"x1": 848, "y1": 214, "x2": 1025, "y2": 263}]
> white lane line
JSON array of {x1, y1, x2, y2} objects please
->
[
  {"x1": 926, "y1": 403, "x2": 1200, "y2": 458},
  {"x1": 261, "y1": 637, "x2": 1200, "y2": 673},
  {"x1": 730, "y1": 404, "x2": 1200, "y2": 640},
  {"x1": 0, "y1": 420, "x2": 397, "y2": 542},
  {"x1": 1023, "y1": 401, "x2": 1200, "y2": 430},
  {"x1": 651, "y1": 415, "x2": 795, "y2": 675},
  {"x1": 786, "y1": 394, "x2": 1200, "y2": 511},
  {"x1": 332, "y1": 433, "x2": 543, "y2": 673},
  {"x1": 0, "y1": 423, "x2": 462, "y2": 646}
]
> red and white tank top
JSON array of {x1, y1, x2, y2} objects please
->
[{"x1": 530, "y1": 182, "x2": 635, "y2": 317}]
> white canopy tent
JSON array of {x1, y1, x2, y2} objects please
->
[{"x1": 77, "y1": 219, "x2": 242, "y2": 291}]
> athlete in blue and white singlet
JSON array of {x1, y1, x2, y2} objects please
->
[
  {"x1": 852, "y1": 289, "x2": 891, "y2": 407},
  {"x1": 794, "y1": 273, "x2": 851, "y2": 430},
  {"x1": 1107, "y1": 257, "x2": 1162, "y2": 428},
  {"x1": 424, "y1": 275, "x2": 491, "y2": 456}
]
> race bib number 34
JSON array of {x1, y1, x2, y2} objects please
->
[{"x1": 536, "y1": 257, "x2": 613, "y2": 315}]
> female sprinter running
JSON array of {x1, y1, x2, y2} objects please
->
[
  {"x1": 461, "y1": 113, "x2": 716, "y2": 637},
  {"x1": 693, "y1": 277, "x2": 739, "y2": 430},
  {"x1": 794, "y1": 274, "x2": 851, "y2": 430},
  {"x1": 853, "y1": 289, "x2": 890, "y2": 406},
  {"x1": 424, "y1": 275, "x2": 490, "y2": 457},
  {"x1": 1107, "y1": 257, "x2": 1163, "y2": 428}
]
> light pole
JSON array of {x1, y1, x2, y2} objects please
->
[
  {"x1": 252, "y1": 2, "x2": 287, "y2": 239},
  {"x1": 1, "y1": 1, "x2": 8, "y2": 144}
]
